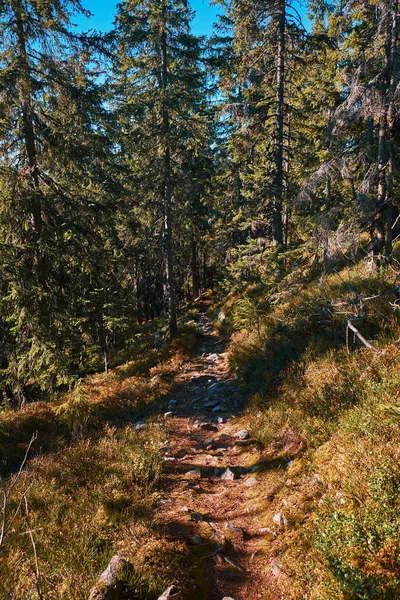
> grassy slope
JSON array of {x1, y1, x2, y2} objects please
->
[
  {"x1": 2, "y1": 255, "x2": 400, "y2": 600},
  {"x1": 214, "y1": 255, "x2": 400, "y2": 599},
  {"x1": 0, "y1": 314, "x2": 201, "y2": 600}
]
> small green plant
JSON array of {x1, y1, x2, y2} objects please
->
[{"x1": 54, "y1": 380, "x2": 94, "y2": 439}]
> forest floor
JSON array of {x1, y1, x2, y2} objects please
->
[{"x1": 155, "y1": 306, "x2": 271, "y2": 600}]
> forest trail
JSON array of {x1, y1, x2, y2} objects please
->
[{"x1": 155, "y1": 308, "x2": 268, "y2": 600}]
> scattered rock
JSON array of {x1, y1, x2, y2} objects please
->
[
  {"x1": 203, "y1": 399, "x2": 220, "y2": 408},
  {"x1": 168, "y1": 400, "x2": 177, "y2": 409},
  {"x1": 235, "y1": 440, "x2": 250, "y2": 447},
  {"x1": 135, "y1": 421, "x2": 146, "y2": 430},
  {"x1": 186, "y1": 468, "x2": 202, "y2": 478},
  {"x1": 271, "y1": 558, "x2": 282, "y2": 577},
  {"x1": 250, "y1": 463, "x2": 261, "y2": 472},
  {"x1": 212, "y1": 405, "x2": 224, "y2": 412},
  {"x1": 189, "y1": 535, "x2": 203, "y2": 546},
  {"x1": 273, "y1": 512, "x2": 288, "y2": 529},
  {"x1": 208, "y1": 382, "x2": 221, "y2": 392},
  {"x1": 235, "y1": 430, "x2": 250, "y2": 440},
  {"x1": 217, "y1": 310, "x2": 226, "y2": 323},
  {"x1": 192, "y1": 386, "x2": 203, "y2": 394},
  {"x1": 198, "y1": 423, "x2": 218, "y2": 432},
  {"x1": 225, "y1": 523, "x2": 244, "y2": 537},
  {"x1": 157, "y1": 586, "x2": 181, "y2": 600},
  {"x1": 219, "y1": 554, "x2": 245, "y2": 572},
  {"x1": 245, "y1": 477, "x2": 257, "y2": 487},
  {"x1": 221, "y1": 467, "x2": 237, "y2": 481},
  {"x1": 217, "y1": 417, "x2": 225, "y2": 424},
  {"x1": 190, "y1": 512, "x2": 205, "y2": 522}
]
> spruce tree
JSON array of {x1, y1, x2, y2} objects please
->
[
  {"x1": 114, "y1": 0, "x2": 210, "y2": 338},
  {"x1": 214, "y1": 0, "x2": 306, "y2": 248},
  {"x1": 0, "y1": 0, "x2": 119, "y2": 400}
]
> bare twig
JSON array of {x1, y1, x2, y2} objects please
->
[
  {"x1": 347, "y1": 319, "x2": 377, "y2": 351},
  {"x1": 24, "y1": 494, "x2": 43, "y2": 600},
  {"x1": 0, "y1": 432, "x2": 37, "y2": 549}
]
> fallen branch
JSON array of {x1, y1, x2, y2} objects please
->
[
  {"x1": 24, "y1": 494, "x2": 43, "y2": 600},
  {"x1": 157, "y1": 586, "x2": 181, "y2": 600},
  {"x1": 0, "y1": 432, "x2": 37, "y2": 549},
  {"x1": 88, "y1": 555, "x2": 130, "y2": 600},
  {"x1": 346, "y1": 319, "x2": 377, "y2": 352}
]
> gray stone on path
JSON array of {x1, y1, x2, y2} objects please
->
[
  {"x1": 221, "y1": 467, "x2": 237, "y2": 481},
  {"x1": 189, "y1": 535, "x2": 203, "y2": 546},
  {"x1": 212, "y1": 405, "x2": 224, "y2": 413},
  {"x1": 273, "y1": 512, "x2": 288, "y2": 529},
  {"x1": 135, "y1": 421, "x2": 146, "y2": 430},
  {"x1": 186, "y1": 468, "x2": 202, "y2": 478},
  {"x1": 225, "y1": 523, "x2": 244, "y2": 536},
  {"x1": 197, "y1": 423, "x2": 219, "y2": 432},
  {"x1": 235, "y1": 430, "x2": 250, "y2": 440},
  {"x1": 203, "y1": 398, "x2": 220, "y2": 408},
  {"x1": 245, "y1": 477, "x2": 257, "y2": 487},
  {"x1": 190, "y1": 512, "x2": 206, "y2": 522}
]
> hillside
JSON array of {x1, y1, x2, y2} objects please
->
[
  {"x1": 1, "y1": 251, "x2": 400, "y2": 599},
  {"x1": 1, "y1": 0, "x2": 400, "y2": 598}
]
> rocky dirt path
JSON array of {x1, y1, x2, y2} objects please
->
[{"x1": 155, "y1": 311, "x2": 268, "y2": 600}]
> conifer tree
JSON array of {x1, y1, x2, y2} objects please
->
[
  {"x1": 313, "y1": 0, "x2": 400, "y2": 268},
  {"x1": 214, "y1": 0, "x2": 306, "y2": 247},
  {"x1": 0, "y1": 0, "x2": 118, "y2": 400},
  {"x1": 114, "y1": 0, "x2": 210, "y2": 338}
]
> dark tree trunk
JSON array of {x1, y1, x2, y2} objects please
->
[
  {"x1": 271, "y1": 0, "x2": 285, "y2": 246},
  {"x1": 191, "y1": 236, "x2": 200, "y2": 299},
  {"x1": 14, "y1": 1, "x2": 42, "y2": 239},
  {"x1": 160, "y1": 23, "x2": 178, "y2": 339},
  {"x1": 372, "y1": 0, "x2": 398, "y2": 268}
]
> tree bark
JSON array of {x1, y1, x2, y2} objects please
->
[
  {"x1": 191, "y1": 236, "x2": 200, "y2": 299},
  {"x1": 160, "y1": 19, "x2": 178, "y2": 338},
  {"x1": 14, "y1": 0, "x2": 43, "y2": 239},
  {"x1": 372, "y1": 0, "x2": 398, "y2": 268},
  {"x1": 271, "y1": 0, "x2": 286, "y2": 246}
]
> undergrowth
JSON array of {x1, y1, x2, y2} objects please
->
[
  {"x1": 0, "y1": 313, "x2": 201, "y2": 599},
  {"x1": 214, "y1": 252, "x2": 400, "y2": 599}
]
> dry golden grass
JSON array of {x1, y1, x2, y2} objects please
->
[
  {"x1": 0, "y1": 317, "x2": 200, "y2": 600},
  {"x1": 216, "y1": 256, "x2": 400, "y2": 599}
]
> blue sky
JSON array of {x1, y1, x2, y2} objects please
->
[
  {"x1": 75, "y1": 0, "x2": 222, "y2": 35},
  {"x1": 75, "y1": 0, "x2": 309, "y2": 35}
]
